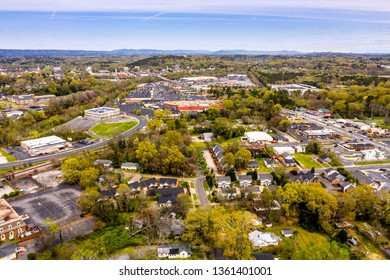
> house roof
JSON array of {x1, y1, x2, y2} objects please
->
[
  {"x1": 121, "y1": 162, "x2": 139, "y2": 168},
  {"x1": 242, "y1": 186, "x2": 261, "y2": 193},
  {"x1": 248, "y1": 159, "x2": 259, "y2": 168},
  {"x1": 237, "y1": 175, "x2": 252, "y2": 182},
  {"x1": 281, "y1": 229, "x2": 294, "y2": 235},
  {"x1": 221, "y1": 188, "x2": 237, "y2": 194},
  {"x1": 159, "y1": 178, "x2": 178, "y2": 187},
  {"x1": 216, "y1": 176, "x2": 231, "y2": 183},
  {"x1": 94, "y1": 159, "x2": 112, "y2": 165},
  {"x1": 251, "y1": 253, "x2": 275, "y2": 260},
  {"x1": 318, "y1": 155, "x2": 329, "y2": 160},
  {"x1": 0, "y1": 243, "x2": 17, "y2": 259},
  {"x1": 351, "y1": 171, "x2": 376, "y2": 186},
  {"x1": 100, "y1": 188, "x2": 118, "y2": 197},
  {"x1": 143, "y1": 178, "x2": 158, "y2": 188},
  {"x1": 150, "y1": 187, "x2": 184, "y2": 197},
  {"x1": 159, "y1": 243, "x2": 191, "y2": 254},
  {"x1": 258, "y1": 173, "x2": 273, "y2": 181}
]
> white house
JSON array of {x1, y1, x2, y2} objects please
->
[
  {"x1": 273, "y1": 146, "x2": 295, "y2": 155},
  {"x1": 244, "y1": 131, "x2": 273, "y2": 143},
  {"x1": 237, "y1": 175, "x2": 252, "y2": 187},
  {"x1": 121, "y1": 162, "x2": 140, "y2": 171},
  {"x1": 248, "y1": 231, "x2": 281, "y2": 248},
  {"x1": 157, "y1": 243, "x2": 191, "y2": 259},
  {"x1": 281, "y1": 229, "x2": 294, "y2": 237},
  {"x1": 258, "y1": 173, "x2": 273, "y2": 186},
  {"x1": 216, "y1": 176, "x2": 231, "y2": 188},
  {"x1": 361, "y1": 149, "x2": 385, "y2": 161}
]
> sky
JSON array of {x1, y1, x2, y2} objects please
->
[{"x1": 0, "y1": 0, "x2": 389, "y2": 53}]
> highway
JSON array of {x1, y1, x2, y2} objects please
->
[{"x1": 0, "y1": 114, "x2": 148, "y2": 169}]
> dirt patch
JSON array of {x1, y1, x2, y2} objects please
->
[
  {"x1": 33, "y1": 169, "x2": 63, "y2": 188},
  {"x1": 12, "y1": 177, "x2": 41, "y2": 193}
]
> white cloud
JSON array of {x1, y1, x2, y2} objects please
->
[{"x1": 1, "y1": 0, "x2": 389, "y2": 13}]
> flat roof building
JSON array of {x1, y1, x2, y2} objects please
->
[
  {"x1": 244, "y1": 131, "x2": 273, "y2": 143},
  {"x1": 0, "y1": 199, "x2": 26, "y2": 242},
  {"x1": 84, "y1": 107, "x2": 120, "y2": 120},
  {"x1": 21, "y1": 135, "x2": 70, "y2": 156}
]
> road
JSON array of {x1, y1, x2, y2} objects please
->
[
  {"x1": 0, "y1": 114, "x2": 148, "y2": 169},
  {"x1": 194, "y1": 169, "x2": 210, "y2": 208}
]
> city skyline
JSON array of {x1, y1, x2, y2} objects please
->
[{"x1": 0, "y1": 1, "x2": 389, "y2": 53}]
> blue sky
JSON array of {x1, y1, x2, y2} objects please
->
[{"x1": 0, "y1": 1, "x2": 389, "y2": 53}]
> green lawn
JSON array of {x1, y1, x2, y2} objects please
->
[
  {"x1": 190, "y1": 182, "x2": 195, "y2": 188},
  {"x1": 90, "y1": 121, "x2": 137, "y2": 137},
  {"x1": 0, "y1": 149, "x2": 17, "y2": 162},
  {"x1": 293, "y1": 153, "x2": 323, "y2": 169},
  {"x1": 256, "y1": 158, "x2": 275, "y2": 172},
  {"x1": 192, "y1": 193, "x2": 198, "y2": 201},
  {"x1": 354, "y1": 160, "x2": 390, "y2": 166}
]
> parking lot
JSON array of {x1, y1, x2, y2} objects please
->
[
  {"x1": 61, "y1": 116, "x2": 99, "y2": 131},
  {"x1": 12, "y1": 177, "x2": 41, "y2": 193},
  {"x1": 365, "y1": 170, "x2": 390, "y2": 191},
  {"x1": 0, "y1": 180, "x2": 15, "y2": 197},
  {"x1": 9, "y1": 184, "x2": 82, "y2": 230}
]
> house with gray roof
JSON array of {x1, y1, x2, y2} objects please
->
[
  {"x1": 121, "y1": 162, "x2": 140, "y2": 171},
  {"x1": 157, "y1": 243, "x2": 192, "y2": 259},
  {"x1": 216, "y1": 176, "x2": 231, "y2": 188},
  {"x1": 258, "y1": 173, "x2": 274, "y2": 186},
  {"x1": 237, "y1": 175, "x2": 252, "y2": 187},
  {"x1": 248, "y1": 231, "x2": 281, "y2": 248}
]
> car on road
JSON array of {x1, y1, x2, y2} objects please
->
[{"x1": 379, "y1": 168, "x2": 387, "y2": 172}]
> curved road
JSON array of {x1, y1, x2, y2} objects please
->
[{"x1": 0, "y1": 115, "x2": 148, "y2": 169}]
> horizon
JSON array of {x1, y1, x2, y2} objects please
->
[{"x1": 0, "y1": 1, "x2": 389, "y2": 53}]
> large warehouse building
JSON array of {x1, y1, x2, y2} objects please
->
[
  {"x1": 84, "y1": 107, "x2": 120, "y2": 120},
  {"x1": 244, "y1": 131, "x2": 273, "y2": 143},
  {"x1": 21, "y1": 135, "x2": 71, "y2": 156}
]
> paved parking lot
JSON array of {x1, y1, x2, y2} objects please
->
[
  {"x1": 61, "y1": 116, "x2": 99, "y2": 131},
  {"x1": 9, "y1": 184, "x2": 82, "y2": 230},
  {"x1": 365, "y1": 170, "x2": 390, "y2": 191}
]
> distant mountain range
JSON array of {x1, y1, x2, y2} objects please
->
[
  {"x1": 0, "y1": 49, "x2": 303, "y2": 57},
  {"x1": 0, "y1": 49, "x2": 388, "y2": 57}
]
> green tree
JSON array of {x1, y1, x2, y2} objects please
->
[
  {"x1": 79, "y1": 167, "x2": 100, "y2": 189},
  {"x1": 235, "y1": 148, "x2": 252, "y2": 169},
  {"x1": 77, "y1": 188, "x2": 100, "y2": 212},
  {"x1": 292, "y1": 241, "x2": 349, "y2": 260},
  {"x1": 305, "y1": 141, "x2": 321, "y2": 155},
  {"x1": 135, "y1": 140, "x2": 158, "y2": 170}
]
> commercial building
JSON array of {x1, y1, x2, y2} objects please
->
[
  {"x1": 84, "y1": 107, "x2": 121, "y2": 120},
  {"x1": 244, "y1": 131, "x2": 273, "y2": 143},
  {"x1": 21, "y1": 135, "x2": 70, "y2": 156},
  {"x1": 0, "y1": 199, "x2": 26, "y2": 241}
]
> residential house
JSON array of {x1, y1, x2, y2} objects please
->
[
  {"x1": 248, "y1": 159, "x2": 259, "y2": 169},
  {"x1": 258, "y1": 173, "x2": 273, "y2": 186},
  {"x1": 281, "y1": 229, "x2": 294, "y2": 237},
  {"x1": 201, "y1": 132, "x2": 215, "y2": 142},
  {"x1": 0, "y1": 199, "x2": 26, "y2": 241},
  {"x1": 318, "y1": 155, "x2": 331, "y2": 164},
  {"x1": 287, "y1": 170, "x2": 318, "y2": 184},
  {"x1": 211, "y1": 144, "x2": 227, "y2": 171},
  {"x1": 158, "y1": 218, "x2": 184, "y2": 238},
  {"x1": 221, "y1": 187, "x2": 237, "y2": 199},
  {"x1": 293, "y1": 146, "x2": 305, "y2": 153},
  {"x1": 143, "y1": 178, "x2": 159, "y2": 189},
  {"x1": 212, "y1": 248, "x2": 228, "y2": 260},
  {"x1": 241, "y1": 186, "x2": 261, "y2": 198},
  {"x1": 251, "y1": 253, "x2": 275, "y2": 260},
  {"x1": 237, "y1": 175, "x2": 252, "y2": 187},
  {"x1": 216, "y1": 176, "x2": 231, "y2": 188},
  {"x1": 248, "y1": 231, "x2": 281, "y2": 248},
  {"x1": 94, "y1": 159, "x2": 113, "y2": 167},
  {"x1": 157, "y1": 243, "x2": 192, "y2": 259},
  {"x1": 159, "y1": 178, "x2": 178, "y2": 188},
  {"x1": 100, "y1": 188, "x2": 118, "y2": 198},
  {"x1": 121, "y1": 162, "x2": 140, "y2": 171},
  {"x1": 148, "y1": 188, "x2": 185, "y2": 207},
  {"x1": 340, "y1": 181, "x2": 355, "y2": 192},
  {"x1": 282, "y1": 153, "x2": 296, "y2": 167},
  {"x1": 264, "y1": 158, "x2": 277, "y2": 168},
  {"x1": 323, "y1": 168, "x2": 346, "y2": 185}
]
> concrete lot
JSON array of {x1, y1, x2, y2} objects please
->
[
  {"x1": 202, "y1": 149, "x2": 220, "y2": 174},
  {"x1": 365, "y1": 170, "x2": 390, "y2": 191},
  {"x1": 33, "y1": 169, "x2": 63, "y2": 188},
  {"x1": 9, "y1": 184, "x2": 82, "y2": 230},
  {"x1": 12, "y1": 177, "x2": 41, "y2": 193},
  {"x1": 0, "y1": 180, "x2": 15, "y2": 197},
  {"x1": 61, "y1": 116, "x2": 99, "y2": 131}
]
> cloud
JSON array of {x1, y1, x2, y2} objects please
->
[{"x1": 1, "y1": 0, "x2": 390, "y2": 13}]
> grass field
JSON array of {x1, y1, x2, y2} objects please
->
[
  {"x1": 256, "y1": 158, "x2": 276, "y2": 172},
  {"x1": 0, "y1": 149, "x2": 17, "y2": 162},
  {"x1": 354, "y1": 159, "x2": 390, "y2": 165},
  {"x1": 90, "y1": 121, "x2": 137, "y2": 137},
  {"x1": 293, "y1": 153, "x2": 323, "y2": 169}
]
